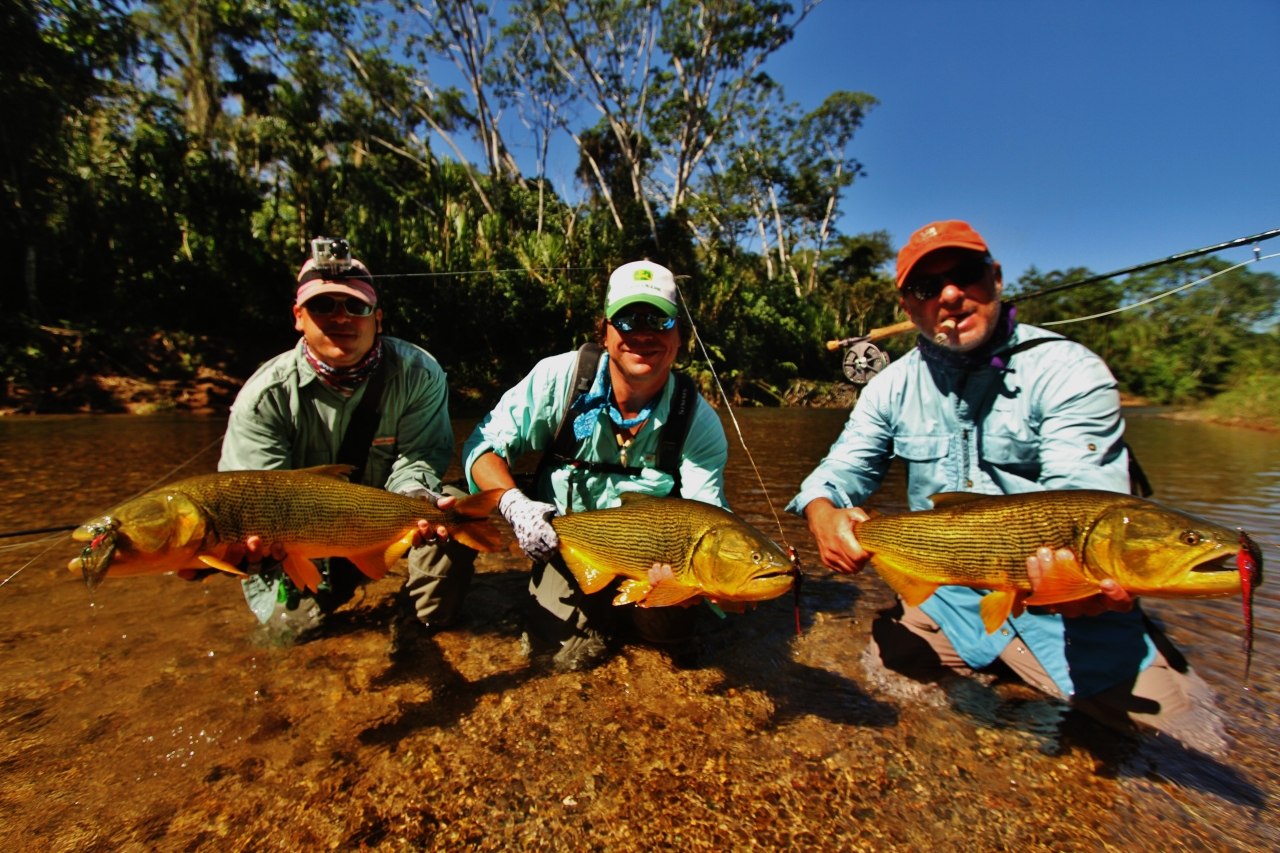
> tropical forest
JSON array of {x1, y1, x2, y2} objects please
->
[{"x1": 4, "y1": 0, "x2": 1278, "y2": 424}]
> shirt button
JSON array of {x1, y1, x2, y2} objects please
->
[
  {"x1": 1000, "y1": 628, "x2": 1010, "y2": 636},
  {"x1": 966, "y1": 479, "x2": 973, "y2": 488},
  {"x1": 1088, "y1": 442, "x2": 1097, "y2": 451}
]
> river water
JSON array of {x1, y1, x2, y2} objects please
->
[{"x1": 0, "y1": 410, "x2": 1275, "y2": 850}]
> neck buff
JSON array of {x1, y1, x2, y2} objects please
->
[
  {"x1": 303, "y1": 337, "x2": 383, "y2": 396},
  {"x1": 917, "y1": 303, "x2": 1017, "y2": 371},
  {"x1": 571, "y1": 351, "x2": 656, "y2": 441}
]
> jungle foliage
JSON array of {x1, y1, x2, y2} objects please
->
[{"x1": 3, "y1": 0, "x2": 1277, "y2": 413}]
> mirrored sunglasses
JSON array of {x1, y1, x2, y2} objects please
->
[
  {"x1": 610, "y1": 311, "x2": 677, "y2": 333},
  {"x1": 304, "y1": 295, "x2": 375, "y2": 317},
  {"x1": 903, "y1": 256, "x2": 992, "y2": 301}
]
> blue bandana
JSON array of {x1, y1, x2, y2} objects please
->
[{"x1": 570, "y1": 352, "x2": 655, "y2": 440}]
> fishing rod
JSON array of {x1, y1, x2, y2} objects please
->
[{"x1": 827, "y1": 226, "x2": 1280, "y2": 385}]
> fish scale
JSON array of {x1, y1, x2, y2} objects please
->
[
  {"x1": 185, "y1": 471, "x2": 445, "y2": 548},
  {"x1": 857, "y1": 490, "x2": 1108, "y2": 588},
  {"x1": 552, "y1": 500, "x2": 702, "y2": 578}
]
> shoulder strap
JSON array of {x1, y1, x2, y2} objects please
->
[
  {"x1": 336, "y1": 356, "x2": 388, "y2": 483},
  {"x1": 533, "y1": 343, "x2": 602, "y2": 483},
  {"x1": 655, "y1": 372, "x2": 698, "y2": 496}
]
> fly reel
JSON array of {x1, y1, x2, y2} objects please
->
[{"x1": 841, "y1": 340, "x2": 890, "y2": 385}]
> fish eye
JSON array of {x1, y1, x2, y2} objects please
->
[
  {"x1": 1179, "y1": 530, "x2": 1202, "y2": 546},
  {"x1": 751, "y1": 551, "x2": 762, "y2": 564}
]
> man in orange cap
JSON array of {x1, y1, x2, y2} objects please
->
[{"x1": 790, "y1": 220, "x2": 1225, "y2": 752}]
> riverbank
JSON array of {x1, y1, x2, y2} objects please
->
[{"x1": 2, "y1": 359, "x2": 1275, "y2": 431}]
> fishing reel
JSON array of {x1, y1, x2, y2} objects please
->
[
  {"x1": 310, "y1": 236, "x2": 352, "y2": 273},
  {"x1": 841, "y1": 340, "x2": 891, "y2": 385}
]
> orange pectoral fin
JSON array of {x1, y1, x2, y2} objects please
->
[
  {"x1": 1022, "y1": 556, "x2": 1101, "y2": 606},
  {"x1": 639, "y1": 580, "x2": 701, "y2": 608},
  {"x1": 195, "y1": 555, "x2": 248, "y2": 578},
  {"x1": 281, "y1": 553, "x2": 324, "y2": 594}
]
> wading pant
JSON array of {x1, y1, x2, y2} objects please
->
[
  {"x1": 527, "y1": 558, "x2": 697, "y2": 656},
  {"x1": 869, "y1": 600, "x2": 1229, "y2": 755}
]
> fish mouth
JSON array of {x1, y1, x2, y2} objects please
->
[
  {"x1": 68, "y1": 518, "x2": 118, "y2": 588},
  {"x1": 1191, "y1": 554, "x2": 1234, "y2": 573}
]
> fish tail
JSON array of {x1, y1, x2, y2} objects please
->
[
  {"x1": 454, "y1": 488, "x2": 505, "y2": 519},
  {"x1": 452, "y1": 519, "x2": 505, "y2": 553}
]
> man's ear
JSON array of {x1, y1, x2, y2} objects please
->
[{"x1": 293, "y1": 304, "x2": 305, "y2": 332}]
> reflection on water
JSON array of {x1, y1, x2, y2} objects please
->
[{"x1": 0, "y1": 411, "x2": 1276, "y2": 849}]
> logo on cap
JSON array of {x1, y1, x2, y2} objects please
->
[{"x1": 634, "y1": 269, "x2": 653, "y2": 281}]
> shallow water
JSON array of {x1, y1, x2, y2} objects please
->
[{"x1": 0, "y1": 410, "x2": 1275, "y2": 850}]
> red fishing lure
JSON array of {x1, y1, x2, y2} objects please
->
[{"x1": 1238, "y1": 529, "x2": 1263, "y2": 682}]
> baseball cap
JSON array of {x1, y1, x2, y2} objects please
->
[
  {"x1": 895, "y1": 220, "x2": 991, "y2": 289},
  {"x1": 295, "y1": 257, "x2": 378, "y2": 307},
  {"x1": 605, "y1": 260, "x2": 679, "y2": 318}
]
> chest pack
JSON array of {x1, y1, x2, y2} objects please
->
[{"x1": 535, "y1": 343, "x2": 698, "y2": 497}]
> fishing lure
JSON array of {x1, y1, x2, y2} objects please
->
[{"x1": 1238, "y1": 529, "x2": 1263, "y2": 682}]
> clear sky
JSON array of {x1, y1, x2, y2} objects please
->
[{"x1": 766, "y1": 0, "x2": 1280, "y2": 285}]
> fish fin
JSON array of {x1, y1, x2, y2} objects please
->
[
  {"x1": 617, "y1": 492, "x2": 661, "y2": 507},
  {"x1": 614, "y1": 579, "x2": 651, "y2": 605},
  {"x1": 452, "y1": 520, "x2": 506, "y2": 553},
  {"x1": 979, "y1": 590, "x2": 1020, "y2": 633},
  {"x1": 296, "y1": 464, "x2": 357, "y2": 481},
  {"x1": 1022, "y1": 554, "x2": 1100, "y2": 606},
  {"x1": 928, "y1": 492, "x2": 986, "y2": 507},
  {"x1": 868, "y1": 556, "x2": 940, "y2": 607},
  {"x1": 639, "y1": 580, "x2": 701, "y2": 608},
  {"x1": 195, "y1": 555, "x2": 248, "y2": 578},
  {"x1": 558, "y1": 544, "x2": 617, "y2": 594},
  {"x1": 281, "y1": 553, "x2": 324, "y2": 594}
]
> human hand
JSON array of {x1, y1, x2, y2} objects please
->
[
  {"x1": 804, "y1": 499, "x2": 871, "y2": 575},
  {"x1": 498, "y1": 488, "x2": 559, "y2": 562},
  {"x1": 1025, "y1": 547, "x2": 1134, "y2": 617},
  {"x1": 406, "y1": 489, "x2": 455, "y2": 547}
]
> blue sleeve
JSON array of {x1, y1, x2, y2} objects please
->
[{"x1": 787, "y1": 373, "x2": 895, "y2": 514}]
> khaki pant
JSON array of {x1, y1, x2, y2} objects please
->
[{"x1": 868, "y1": 600, "x2": 1229, "y2": 754}]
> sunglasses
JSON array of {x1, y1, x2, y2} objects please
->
[
  {"x1": 610, "y1": 311, "x2": 677, "y2": 333},
  {"x1": 304, "y1": 295, "x2": 375, "y2": 317},
  {"x1": 903, "y1": 256, "x2": 992, "y2": 301}
]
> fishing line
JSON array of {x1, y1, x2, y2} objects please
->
[
  {"x1": 0, "y1": 435, "x2": 225, "y2": 590},
  {"x1": 673, "y1": 284, "x2": 790, "y2": 546},
  {"x1": 1040, "y1": 252, "x2": 1280, "y2": 327}
]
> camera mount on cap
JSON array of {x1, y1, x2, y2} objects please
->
[{"x1": 310, "y1": 236, "x2": 352, "y2": 273}]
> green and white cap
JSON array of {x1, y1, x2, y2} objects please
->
[{"x1": 605, "y1": 260, "x2": 679, "y2": 318}]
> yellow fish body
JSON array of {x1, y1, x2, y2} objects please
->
[
  {"x1": 550, "y1": 493, "x2": 796, "y2": 609},
  {"x1": 69, "y1": 465, "x2": 504, "y2": 592},
  {"x1": 854, "y1": 489, "x2": 1255, "y2": 633}
]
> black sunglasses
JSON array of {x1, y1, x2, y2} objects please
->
[
  {"x1": 304, "y1": 295, "x2": 375, "y2": 317},
  {"x1": 610, "y1": 311, "x2": 677, "y2": 333},
  {"x1": 903, "y1": 256, "x2": 992, "y2": 301}
]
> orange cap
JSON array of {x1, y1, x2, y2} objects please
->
[{"x1": 895, "y1": 220, "x2": 990, "y2": 289}]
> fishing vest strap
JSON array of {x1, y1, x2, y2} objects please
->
[
  {"x1": 535, "y1": 343, "x2": 697, "y2": 497},
  {"x1": 336, "y1": 353, "x2": 389, "y2": 483}
]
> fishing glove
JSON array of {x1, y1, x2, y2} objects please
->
[{"x1": 499, "y1": 488, "x2": 560, "y2": 562}]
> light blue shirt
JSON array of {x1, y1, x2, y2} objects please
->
[
  {"x1": 789, "y1": 322, "x2": 1157, "y2": 697},
  {"x1": 464, "y1": 350, "x2": 728, "y2": 513}
]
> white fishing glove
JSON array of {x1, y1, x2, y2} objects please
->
[{"x1": 499, "y1": 488, "x2": 559, "y2": 562}]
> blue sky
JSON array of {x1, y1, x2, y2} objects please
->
[{"x1": 765, "y1": 0, "x2": 1280, "y2": 285}]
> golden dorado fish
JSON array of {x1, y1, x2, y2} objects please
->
[
  {"x1": 68, "y1": 465, "x2": 505, "y2": 592},
  {"x1": 550, "y1": 493, "x2": 796, "y2": 608},
  {"x1": 854, "y1": 489, "x2": 1262, "y2": 634}
]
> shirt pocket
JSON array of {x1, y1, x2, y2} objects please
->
[
  {"x1": 894, "y1": 434, "x2": 952, "y2": 505},
  {"x1": 981, "y1": 433, "x2": 1041, "y2": 479}
]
